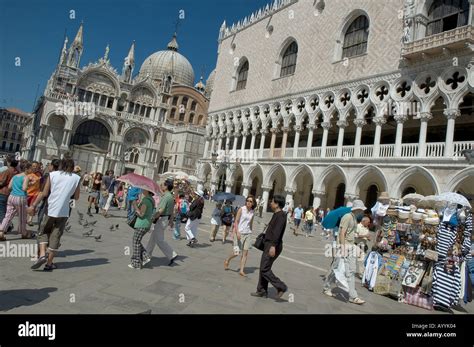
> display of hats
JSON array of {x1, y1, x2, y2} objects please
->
[
  {"x1": 378, "y1": 191, "x2": 390, "y2": 202},
  {"x1": 411, "y1": 211, "x2": 423, "y2": 220},
  {"x1": 398, "y1": 210, "x2": 410, "y2": 219},
  {"x1": 425, "y1": 209, "x2": 438, "y2": 218},
  {"x1": 387, "y1": 208, "x2": 398, "y2": 216},
  {"x1": 424, "y1": 217, "x2": 440, "y2": 225}
]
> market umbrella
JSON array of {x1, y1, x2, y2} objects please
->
[
  {"x1": 212, "y1": 192, "x2": 236, "y2": 202},
  {"x1": 434, "y1": 192, "x2": 472, "y2": 209},
  {"x1": 117, "y1": 173, "x2": 161, "y2": 195},
  {"x1": 402, "y1": 193, "x2": 425, "y2": 205},
  {"x1": 321, "y1": 206, "x2": 352, "y2": 229}
]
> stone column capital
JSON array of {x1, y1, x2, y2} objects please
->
[
  {"x1": 294, "y1": 125, "x2": 303, "y2": 132},
  {"x1": 251, "y1": 129, "x2": 260, "y2": 136},
  {"x1": 270, "y1": 127, "x2": 279, "y2": 134},
  {"x1": 261, "y1": 184, "x2": 272, "y2": 191},
  {"x1": 418, "y1": 112, "x2": 433, "y2": 121},
  {"x1": 307, "y1": 123, "x2": 317, "y2": 131},
  {"x1": 443, "y1": 108, "x2": 460, "y2": 120},
  {"x1": 353, "y1": 118, "x2": 366, "y2": 128},
  {"x1": 373, "y1": 117, "x2": 387, "y2": 126},
  {"x1": 321, "y1": 122, "x2": 332, "y2": 130},
  {"x1": 284, "y1": 187, "x2": 296, "y2": 194},
  {"x1": 394, "y1": 114, "x2": 408, "y2": 124},
  {"x1": 282, "y1": 127, "x2": 290, "y2": 134},
  {"x1": 312, "y1": 190, "x2": 325, "y2": 197},
  {"x1": 336, "y1": 120, "x2": 348, "y2": 129}
]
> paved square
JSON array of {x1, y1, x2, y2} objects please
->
[{"x1": 0, "y1": 195, "x2": 472, "y2": 314}]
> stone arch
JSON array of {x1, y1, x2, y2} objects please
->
[
  {"x1": 77, "y1": 68, "x2": 120, "y2": 97},
  {"x1": 351, "y1": 165, "x2": 388, "y2": 208},
  {"x1": 391, "y1": 165, "x2": 440, "y2": 197},
  {"x1": 446, "y1": 167, "x2": 474, "y2": 196},
  {"x1": 231, "y1": 56, "x2": 249, "y2": 91},
  {"x1": 264, "y1": 163, "x2": 288, "y2": 187},
  {"x1": 244, "y1": 163, "x2": 263, "y2": 186},
  {"x1": 198, "y1": 162, "x2": 212, "y2": 181},
  {"x1": 316, "y1": 164, "x2": 348, "y2": 192},
  {"x1": 317, "y1": 164, "x2": 349, "y2": 209},
  {"x1": 130, "y1": 81, "x2": 157, "y2": 105},
  {"x1": 71, "y1": 119, "x2": 112, "y2": 151},
  {"x1": 123, "y1": 127, "x2": 150, "y2": 148},
  {"x1": 289, "y1": 164, "x2": 315, "y2": 208},
  {"x1": 288, "y1": 164, "x2": 314, "y2": 190},
  {"x1": 231, "y1": 164, "x2": 244, "y2": 195}
]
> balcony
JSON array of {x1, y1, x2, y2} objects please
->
[
  {"x1": 402, "y1": 25, "x2": 474, "y2": 59},
  {"x1": 204, "y1": 141, "x2": 474, "y2": 162}
]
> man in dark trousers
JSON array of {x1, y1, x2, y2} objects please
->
[{"x1": 251, "y1": 195, "x2": 288, "y2": 300}]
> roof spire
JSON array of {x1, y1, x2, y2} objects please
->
[
  {"x1": 72, "y1": 22, "x2": 83, "y2": 48},
  {"x1": 167, "y1": 32, "x2": 179, "y2": 52}
]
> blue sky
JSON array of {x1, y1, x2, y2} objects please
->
[{"x1": 0, "y1": 0, "x2": 270, "y2": 112}]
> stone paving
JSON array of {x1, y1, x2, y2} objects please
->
[{"x1": 0, "y1": 193, "x2": 472, "y2": 314}]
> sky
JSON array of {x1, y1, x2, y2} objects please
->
[{"x1": 0, "y1": 0, "x2": 270, "y2": 112}]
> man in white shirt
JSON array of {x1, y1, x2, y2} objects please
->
[{"x1": 28, "y1": 158, "x2": 81, "y2": 271}]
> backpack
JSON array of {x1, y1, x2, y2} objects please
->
[
  {"x1": 179, "y1": 199, "x2": 189, "y2": 223},
  {"x1": 221, "y1": 206, "x2": 233, "y2": 226}
]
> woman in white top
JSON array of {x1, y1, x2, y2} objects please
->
[{"x1": 224, "y1": 195, "x2": 256, "y2": 277}]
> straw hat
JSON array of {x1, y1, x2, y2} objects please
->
[
  {"x1": 378, "y1": 192, "x2": 390, "y2": 203},
  {"x1": 411, "y1": 211, "x2": 423, "y2": 220},
  {"x1": 351, "y1": 199, "x2": 367, "y2": 211}
]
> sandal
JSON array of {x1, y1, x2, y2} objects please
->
[
  {"x1": 224, "y1": 259, "x2": 229, "y2": 270},
  {"x1": 349, "y1": 297, "x2": 365, "y2": 305},
  {"x1": 323, "y1": 289, "x2": 335, "y2": 297}
]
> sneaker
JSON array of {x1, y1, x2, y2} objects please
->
[
  {"x1": 186, "y1": 241, "x2": 194, "y2": 247},
  {"x1": 349, "y1": 297, "x2": 365, "y2": 305},
  {"x1": 323, "y1": 289, "x2": 335, "y2": 297},
  {"x1": 31, "y1": 255, "x2": 48, "y2": 270},
  {"x1": 142, "y1": 257, "x2": 152, "y2": 267},
  {"x1": 191, "y1": 238, "x2": 198, "y2": 244},
  {"x1": 128, "y1": 264, "x2": 141, "y2": 269},
  {"x1": 250, "y1": 291, "x2": 267, "y2": 298}
]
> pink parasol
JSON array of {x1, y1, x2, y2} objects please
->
[{"x1": 117, "y1": 173, "x2": 161, "y2": 195}]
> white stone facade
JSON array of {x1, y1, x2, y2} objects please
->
[
  {"x1": 200, "y1": 0, "x2": 474, "y2": 210},
  {"x1": 22, "y1": 25, "x2": 210, "y2": 179}
]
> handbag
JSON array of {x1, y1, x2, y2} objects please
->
[
  {"x1": 253, "y1": 232, "x2": 265, "y2": 251},
  {"x1": 127, "y1": 213, "x2": 137, "y2": 228},
  {"x1": 373, "y1": 272, "x2": 391, "y2": 296},
  {"x1": 402, "y1": 287, "x2": 433, "y2": 310}
]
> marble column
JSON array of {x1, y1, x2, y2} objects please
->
[
  {"x1": 281, "y1": 127, "x2": 289, "y2": 157},
  {"x1": 285, "y1": 188, "x2": 295, "y2": 208},
  {"x1": 259, "y1": 129, "x2": 267, "y2": 158},
  {"x1": 336, "y1": 120, "x2": 347, "y2": 158},
  {"x1": 269, "y1": 128, "x2": 277, "y2": 157},
  {"x1": 312, "y1": 191, "x2": 325, "y2": 209},
  {"x1": 443, "y1": 109, "x2": 460, "y2": 157},
  {"x1": 225, "y1": 135, "x2": 231, "y2": 151},
  {"x1": 418, "y1": 112, "x2": 432, "y2": 157},
  {"x1": 217, "y1": 136, "x2": 223, "y2": 152},
  {"x1": 112, "y1": 98, "x2": 118, "y2": 110},
  {"x1": 232, "y1": 132, "x2": 239, "y2": 156},
  {"x1": 373, "y1": 117, "x2": 386, "y2": 158},
  {"x1": 394, "y1": 115, "x2": 407, "y2": 157},
  {"x1": 306, "y1": 124, "x2": 315, "y2": 158},
  {"x1": 353, "y1": 118, "x2": 366, "y2": 158},
  {"x1": 203, "y1": 137, "x2": 210, "y2": 159},
  {"x1": 293, "y1": 125, "x2": 301, "y2": 158},
  {"x1": 211, "y1": 136, "x2": 216, "y2": 154},
  {"x1": 250, "y1": 130, "x2": 258, "y2": 159},
  {"x1": 242, "y1": 184, "x2": 250, "y2": 198},
  {"x1": 241, "y1": 131, "x2": 248, "y2": 154},
  {"x1": 320, "y1": 122, "x2": 331, "y2": 158},
  {"x1": 261, "y1": 185, "x2": 271, "y2": 211}
]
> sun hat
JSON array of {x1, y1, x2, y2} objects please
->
[
  {"x1": 195, "y1": 189, "x2": 204, "y2": 197},
  {"x1": 351, "y1": 199, "x2": 367, "y2": 211},
  {"x1": 378, "y1": 192, "x2": 390, "y2": 202}
]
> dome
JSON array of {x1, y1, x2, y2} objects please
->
[
  {"x1": 204, "y1": 69, "x2": 216, "y2": 98},
  {"x1": 138, "y1": 34, "x2": 195, "y2": 87}
]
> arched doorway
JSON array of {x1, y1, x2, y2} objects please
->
[
  {"x1": 251, "y1": 176, "x2": 259, "y2": 197},
  {"x1": 335, "y1": 183, "x2": 346, "y2": 208},
  {"x1": 291, "y1": 166, "x2": 314, "y2": 208},
  {"x1": 365, "y1": 184, "x2": 379, "y2": 210},
  {"x1": 402, "y1": 186, "x2": 416, "y2": 197},
  {"x1": 218, "y1": 173, "x2": 226, "y2": 192},
  {"x1": 71, "y1": 120, "x2": 110, "y2": 150}
]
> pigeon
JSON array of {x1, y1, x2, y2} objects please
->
[
  {"x1": 77, "y1": 211, "x2": 84, "y2": 220},
  {"x1": 82, "y1": 229, "x2": 93, "y2": 237},
  {"x1": 88, "y1": 221, "x2": 97, "y2": 226},
  {"x1": 94, "y1": 235, "x2": 102, "y2": 241},
  {"x1": 83, "y1": 220, "x2": 90, "y2": 227},
  {"x1": 109, "y1": 225, "x2": 115, "y2": 231},
  {"x1": 115, "y1": 224, "x2": 119, "y2": 229},
  {"x1": 65, "y1": 225, "x2": 72, "y2": 233}
]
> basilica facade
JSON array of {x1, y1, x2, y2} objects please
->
[
  {"x1": 22, "y1": 24, "x2": 212, "y2": 179},
  {"x1": 198, "y1": 0, "x2": 474, "y2": 210}
]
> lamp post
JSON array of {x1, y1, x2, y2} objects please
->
[{"x1": 210, "y1": 150, "x2": 240, "y2": 172}]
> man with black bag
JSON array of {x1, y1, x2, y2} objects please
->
[{"x1": 251, "y1": 195, "x2": 288, "y2": 300}]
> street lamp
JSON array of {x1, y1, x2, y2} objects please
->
[{"x1": 211, "y1": 150, "x2": 241, "y2": 172}]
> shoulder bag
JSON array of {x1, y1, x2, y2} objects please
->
[{"x1": 253, "y1": 224, "x2": 268, "y2": 251}]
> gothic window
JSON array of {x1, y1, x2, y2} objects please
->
[
  {"x1": 99, "y1": 95, "x2": 106, "y2": 107},
  {"x1": 189, "y1": 113, "x2": 195, "y2": 124},
  {"x1": 191, "y1": 101, "x2": 197, "y2": 111},
  {"x1": 343, "y1": 15, "x2": 369, "y2": 58},
  {"x1": 170, "y1": 108, "x2": 176, "y2": 118},
  {"x1": 172, "y1": 96, "x2": 178, "y2": 106},
  {"x1": 179, "y1": 112, "x2": 185, "y2": 122},
  {"x1": 85, "y1": 91, "x2": 92, "y2": 102},
  {"x1": 140, "y1": 105, "x2": 146, "y2": 116},
  {"x1": 127, "y1": 148, "x2": 140, "y2": 164},
  {"x1": 236, "y1": 61, "x2": 249, "y2": 90},
  {"x1": 146, "y1": 107, "x2": 151, "y2": 118},
  {"x1": 77, "y1": 89, "x2": 86, "y2": 102},
  {"x1": 427, "y1": 0, "x2": 469, "y2": 36},
  {"x1": 280, "y1": 41, "x2": 298, "y2": 77},
  {"x1": 93, "y1": 93, "x2": 100, "y2": 105},
  {"x1": 128, "y1": 102, "x2": 134, "y2": 113},
  {"x1": 158, "y1": 159, "x2": 164, "y2": 173}
]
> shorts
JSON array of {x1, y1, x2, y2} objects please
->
[
  {"x1": 294, "y1": 218, "x2": 301, "y2": 227},
  {"x1": 233, "y1": 233, "x2": 252, "y2": 251},
  {"x1": 37, "y1": 215, "x2": 68, "y2": 251}
]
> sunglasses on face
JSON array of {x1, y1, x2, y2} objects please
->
[{"x1": 246, "y1": 200, "x2": 253, "y2": 203}]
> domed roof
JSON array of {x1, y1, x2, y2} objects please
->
[
  {"x1": 204, "y1": 69, "x2": 216, "y2": 98},
  {"x1": 138, "y1": 34, "x2": 195, "y2": 87}
]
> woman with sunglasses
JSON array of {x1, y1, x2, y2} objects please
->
[{"x1": 224, "y1": 195, "x2": 256, "y2": 277}]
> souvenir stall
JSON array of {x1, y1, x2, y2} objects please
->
[{"x1": 363, "y1": 193, "x2": 472, "y2": 312}]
